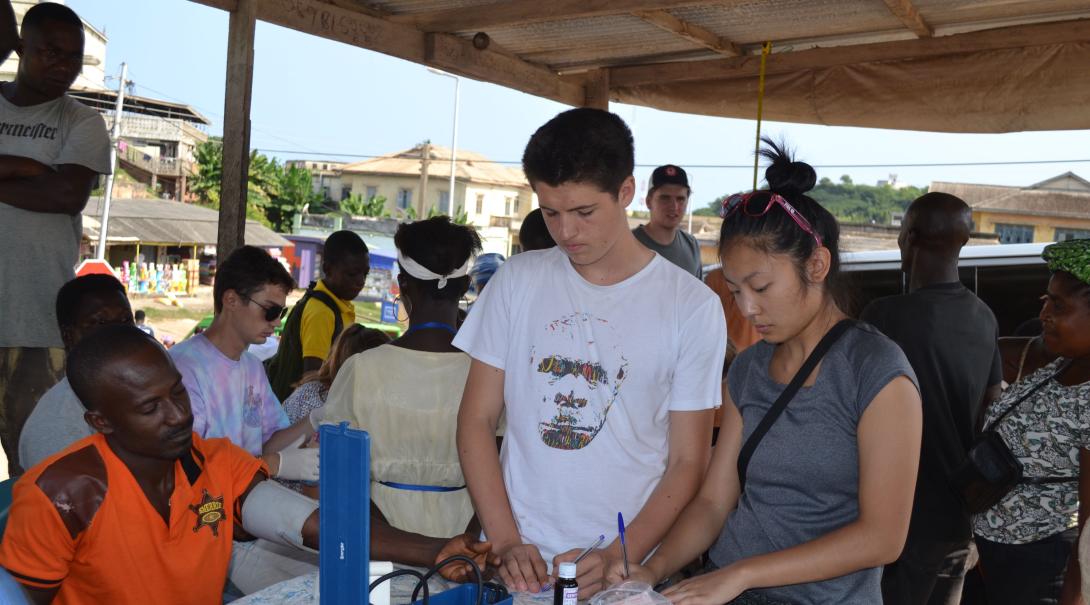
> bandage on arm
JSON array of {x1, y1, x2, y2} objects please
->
[{"x1": 240, "y1": 480, "x2": 319, "y2": 552}]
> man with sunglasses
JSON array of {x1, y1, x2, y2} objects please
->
[
  {"x1": 169, "y1": 245, "x2": 321, "y2": 594},
  {"x1": 632, "y1": 165, "x2": 702, "y2": 278},
  {"x1": 169, "y1": 245, "x2": 314, "y2": 476}
]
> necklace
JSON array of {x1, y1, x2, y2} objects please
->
[{"x1": 404, "y1": 321, "x2": 457, "y2": 336}]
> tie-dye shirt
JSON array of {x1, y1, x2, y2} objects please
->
[{"x1": 170, "y1": 334, "x2": 289, "y2": 456}]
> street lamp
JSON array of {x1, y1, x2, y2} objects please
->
[{"x1": 427, "y1": 67, "x2": 460, "y2": 215}]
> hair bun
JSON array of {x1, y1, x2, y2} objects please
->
[{"x1": 760, "y1": 137, "x2": 816, "y2": 197}]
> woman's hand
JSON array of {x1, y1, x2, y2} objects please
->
[
  {"x1": 604, "y1": 560, "x2": 657, "y2": 588},
  {"x1": 660, "y1": 565, "x2": 749, "y2": 605},
  {"x1": 435, "y1": 534, "x2": 496, "y2": 582}
]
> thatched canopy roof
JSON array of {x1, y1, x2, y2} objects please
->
[{"x1": 193, "y1": 0, "x2": 1090, "y2": 133}]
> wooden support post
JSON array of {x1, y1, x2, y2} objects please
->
[
  {"x1": 584, "y1": 68, "x2": 610, "y2": 110},
  {"x1": 217, "y1": 0, "x2": 256, "y2": 263}
]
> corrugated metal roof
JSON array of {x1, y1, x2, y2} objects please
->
[
  {"x1": 933, "y1": 175, "x2": 1090, "y2": 220},
  {"x1": 82, "y1": 198, "x2": 290, "y2": 248}
]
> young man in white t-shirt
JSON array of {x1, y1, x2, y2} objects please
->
[{"x1": 455, "y1": 108, "x2": 726, "y2": 598}]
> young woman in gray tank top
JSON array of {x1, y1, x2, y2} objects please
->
[{"x1": 605, "y1": 141, "x2": 922, "y2": 605}]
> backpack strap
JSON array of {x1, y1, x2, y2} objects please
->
[
  {"x1": 737, "y1": 319, "x2": 856, "y2": 491},
  {"x1": 307, "y1": 288, "x2": 345, "y2": 345}
]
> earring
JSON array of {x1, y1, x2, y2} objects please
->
[{"x1": 396, "y1": 295, "x2": 411, "y2": 322}]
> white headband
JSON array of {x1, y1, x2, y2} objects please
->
[{"x1": 397, "y1": 250, "x2": 471, "y2": 289}]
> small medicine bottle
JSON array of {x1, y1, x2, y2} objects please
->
[{"x1": 554, "y1": 563, "x2": 578, "y2": 605}]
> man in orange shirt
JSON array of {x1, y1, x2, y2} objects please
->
[
  {"x1": 0, "y1": 325, "x2": 491, "y2": 604},
  {"x1": 0, "y1": 326, "x2": 318, "y2": 605}
]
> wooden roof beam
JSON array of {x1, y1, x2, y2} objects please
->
[
  {"x1": 188, "y1": 0, "x2": 584, "y2": 106},
  {"x1": 882, "y1": 0, "x2": 933, "y2": 38},
  {"x1": 633, "y1": 10, "x2": 741, "y2": 56},
  {"x1": 611, "y1": 17, "x2": 1090, "y2": 87},
  {"x1": 387, "y1": 0, "x2": 729, "y2": 33}
]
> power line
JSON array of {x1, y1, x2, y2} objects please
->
[{"x1": 255, "y1": 148, "x2": 1090, "y2": 169}]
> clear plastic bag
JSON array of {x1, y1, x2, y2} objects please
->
[{"x1": 589, "y1": 582, "x2": 671, "y2": 605}]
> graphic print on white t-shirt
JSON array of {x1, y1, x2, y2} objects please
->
[{"x1": 532, "y1": 313, "x2": 629, "y2": 450}]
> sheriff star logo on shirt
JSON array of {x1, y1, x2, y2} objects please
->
[{"x1": 189, "y1": 489, "x2": 226, "y2": 537}]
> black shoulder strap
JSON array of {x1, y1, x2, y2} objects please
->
[
  {"x1": 307, "y1": 287, "x2": 345, "y2": 344},
  {"x1": 984, "y1": 358, "x2": 1072, "y2": 432},
  {"x1": 737, "y1": 319, "x2": 856, "y2": 490}
]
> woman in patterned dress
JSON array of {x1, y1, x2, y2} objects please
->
[{"x1": 973, "y1": 238, "x2": 1090, "y2": 605}]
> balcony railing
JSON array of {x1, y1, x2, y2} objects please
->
[{"x1": 119, "y1": 146, "x2": 194, "y2": 177}]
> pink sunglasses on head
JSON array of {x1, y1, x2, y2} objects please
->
[{"x1": 720, "y1": 191, "x2": 824, "y2": 248}]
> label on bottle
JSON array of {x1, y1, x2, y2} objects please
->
[{"x1": 561, "y1": 586, "x2": 578, "y2": 605}]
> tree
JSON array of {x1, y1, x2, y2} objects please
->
[
  {"x1": 703, "y1": 176, "x2": 926, "y2": 224},
  {"x1": 693, "y1": 195, "x2": 728, "y2": 217},
  {"x1": 190, "y1": 138, "x2": 320, "y2": 232},
  {"x1": 340, "y1": 194, "x2": 388, "y2": 217},
  {"x1": 190, "y1": 138, "x2": 223, "y2": 207},
  {"x1": 452, "y1": 205, "x2": 469, "y2": 225},
  {"x1": 266, "y1": 163, "x2": 319, "y2": 232}
]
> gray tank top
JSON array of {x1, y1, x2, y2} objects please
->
[{"x1": 709, "y1": 322, "x2": 918, "y2": 604}]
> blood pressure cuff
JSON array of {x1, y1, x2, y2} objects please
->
[{"x1": 240, "y1": 480, "x2": 319, "y2": 553}]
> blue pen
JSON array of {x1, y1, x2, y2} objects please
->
[{"x1": 618, "y1": 512, "x2": 630, "y2": 579}]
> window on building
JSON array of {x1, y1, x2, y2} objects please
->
[
  {"x1": 365, "y1": 186, "x2": 378, "y2": 201},
  {"x1": 438, "y1": 191, "x2": 451, "y2": 214},
  {"x1": 321, "y1": 186, "x2": 330, "y2": 200},
  {"x1": 995, "y1": 223, "x2": 1035, "y2": 244},
  {"x1": 397, "y1": 188, "x2": 413, "y2": 210},
  {"x1": 504, "y1": 196, "x2": 515, "y2": 216},
  {"x1": 341, "y1": 187, "x2": 352, "y2": 201},
  {"x1": 1054, "y1": 228, "x2": 1090, "y2": 242},
  {"x1": 475, "y1": 193, "x2": 485, "y2": 215}
]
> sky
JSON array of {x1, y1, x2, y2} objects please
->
[{"x1": 67, "y1": 0, "x2": 1090, "y2": 211}]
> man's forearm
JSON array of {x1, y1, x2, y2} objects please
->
[
  {"x1": 458, "y1": 418, "x2": 521, "y2": 549},
  {"x1": 0, "y1": 155, "x2": 51, "y2": 179},
  {"x1": 370, "y1": 501, "x2": 446, "y2": 567},
  {"x1": 302, "y1": 510, "x2": 319, "y2": 550},
  {"x1": 0, "y1": 174, "x2": 87, "y2": 215},
  {"x1": 623, "y1": 455, "x2": 708, "y2": 563}
]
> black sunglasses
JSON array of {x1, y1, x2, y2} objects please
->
[{"x1": 240, "y1": 294, "x2": 287, "y2": 322}]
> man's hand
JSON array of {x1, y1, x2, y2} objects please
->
[
  {"x1": 0, "y1": 155, "x2": 50, "y2": 179},
  {"x1": 495, "y1": 543, "x2": 549, "y2": 593},
  {"x1": 553, "y1": 548, "x2": 611, "y2": 599},
  {"x1": 604, "y1": 560, "x2": 657, "y2": 590},
  {"x1": 435, "y1": 534, "x2": 496, "y2": 583}
]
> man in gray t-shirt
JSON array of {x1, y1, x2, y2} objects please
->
[
  {"x1": 632, "y1": 164, "x2": 702, "y2": 278},
  {"x1": 19, "y1": 274, "x2": 133, "y2": 471},
  {"x1": 0, "y1": 1, "x2": 112, "y2": 475}
]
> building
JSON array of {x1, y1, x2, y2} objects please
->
[
  {"x1": 3, "y1": 1, "x2": 211, "y2": 201},
  {"x1": 72, "y1": 91, "x2": 211, "y2": 201},
  {"x1": 331, "y1": 144, "x2": 535, "y2": 255},
  {"x1": 82, "y1": 197, "x2": 289, "y2": 293},
  {"x1": 932, "y1": 172, "x2": 1090, "y2": 244}
]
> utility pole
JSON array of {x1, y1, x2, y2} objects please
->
[
  {"x1": 417, "y1": 142, "x2": 431, "y2": 218},
  {"x1": 96, "y1": 62, "x2": 128, "y2": 260},
  {"x1": 448, "y1": 78, "x2": 459, "y2": 215}
]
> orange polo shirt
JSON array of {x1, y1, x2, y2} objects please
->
[
  {"x1": 705, "y1": 270, "x2": 762, "y2": 428},
  {"x1": 0, "y1": 432, "x2": 266, "y2": 605}
]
